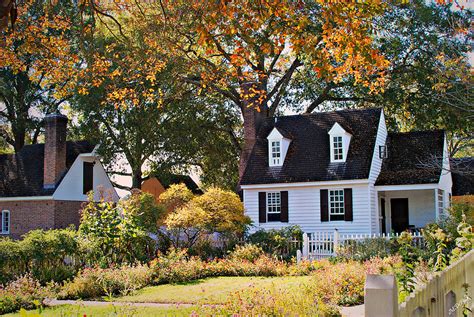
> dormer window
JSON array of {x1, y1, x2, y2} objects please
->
[
  {"x1": 333, "y1": 136, "x2": 343, "y2": 161},
  {"x1": 271, "y1": 141, "x2": 281, "y2": 165},
  {"x1": 267, "y1": 127, "x2": 291, "y2": 167},
  {"x1": 328, "y1": 122, "x2": 352, "y2": 163}
]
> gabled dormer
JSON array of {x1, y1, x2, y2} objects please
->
[
  {"x1": 328, "y1": 122, "x2": 352, "y2": 163},
  {"x1": 267, "y1": 127, "x2": 291, "y2": 167}
]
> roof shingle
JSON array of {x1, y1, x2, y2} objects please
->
[
  {"x1": 375, "y1": 130, "x2": 445, "y2": 186},
  {"x1": 0, "y1": 141, "x2": 94, "y2": 197},
  {"x1": 240, "y1": 108, "x2": 382, "y2": 185}
]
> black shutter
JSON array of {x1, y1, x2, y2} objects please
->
[
  {"x1": 344, "y1": 188, "x2": 353, "y2": 221},
  {"x1": 320, "y1": 189, "x2": 329, "y2": 222},
  {"x1": 258, "y1": 192, "x2": 267, "y2": 223},
  {"x1": 280, "y1": 191, "x2": 289, "y2": 222},
  {"x1": 83, "y1": 162, "x2": 94, "y2": 194}
]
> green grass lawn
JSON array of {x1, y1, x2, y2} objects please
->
[
  {"x1": 3, "y1": 304, "x2": 198, "y2": 317},
  {"x1": 117, "y1": 276, "x2": 311, "y2": 304}
]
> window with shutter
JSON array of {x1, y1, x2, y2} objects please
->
[
  {"x1": 1, "y1": 210, "x2": 10, "y2": 234},
  {"x1": 83, "y1": 161, "x2": 94, "y2": 194}
]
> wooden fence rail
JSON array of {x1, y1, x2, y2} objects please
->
[{"x1": 365, "y1": 249, "x2": 474, "y2": 317}]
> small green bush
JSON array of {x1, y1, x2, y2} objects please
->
[
  {"x1": 247, "y1": 225, "x2": 303, "y2": 260},
  {"x1": 0, "y1": 228, "x2": 81, "y2": 284}
]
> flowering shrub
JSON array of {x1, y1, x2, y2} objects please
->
[
  {"x1": 0, "y1": 275, "x2": 54, "y2": 315},
  {"x1": 228, "y1": 244, "x2": 265, "y2": 262},
  {"x1": 59, "y1": 264, "x2": 152, "y2": 299},
  {"x1": 308, "y1": 261, "x2": 366, "y2": 306}
]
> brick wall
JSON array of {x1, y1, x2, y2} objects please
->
[
  {"x1": 53, "y1": 200, "x2": 84, "y2": 230},
  {"x1": 0, "y1": 199, "x2": 84, "y2": 239}
]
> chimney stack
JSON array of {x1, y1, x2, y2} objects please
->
[{"x1": 43, "y1": 113, "x2": 68, "y2": 189}]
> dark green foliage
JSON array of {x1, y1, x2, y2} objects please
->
[
  {"x1": 247, "y1": 225, "x2": 303, "y2": 260},
  {"x1": 0, "y1": 228, "x2": 80, "y2": 284}
]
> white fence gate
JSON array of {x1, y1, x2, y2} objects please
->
[{"x1": 299, "y1": 230, "x2": 424, "y2": 261}]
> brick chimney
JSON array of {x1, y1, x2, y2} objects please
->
[{"x1": 43, "y1": 113, "x2": 68, "y2": 189}]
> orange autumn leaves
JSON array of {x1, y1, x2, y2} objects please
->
[
  {"x1": 109, "y1": 0, "x2": 392, "y2": 109},
  {"x1": 0, "y1": 1, "x2": 79, "y2": 100}
]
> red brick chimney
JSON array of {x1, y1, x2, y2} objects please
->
[{"x1": 43, "y1": 113, "x2": 68, "y2": 189}]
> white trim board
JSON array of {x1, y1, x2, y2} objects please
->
[
  {"x1": 375, "y1": 184, "x2": 438, "y2": 191},
  {"x1": 241, "y1": 179, "x2": 369, "y2": 189},
  {"x1": 0, "y1": 196, "x2": 53, "y2": 202}
]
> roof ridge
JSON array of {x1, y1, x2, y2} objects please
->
[{"x1": 270, "y1": 107, "x2": 382, "y2": 120}]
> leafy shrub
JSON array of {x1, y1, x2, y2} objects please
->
[
  {"x1": 79, "y1": 192, "x2": 156, "y2": 266},
  {"x1": 228, "y1": 244, "x2": 264, "y2": 262},
  {"x1": 0, "y1": 228, "x2": 81, "y2": 284},
  {"x1": 0, "y1": 275, "x2": 54, "y2": 315},
  {"x1": 247, "y1": 225, "x2": 303, "y2": 260},
  {"x1": 59, "y1": 264, "x2": 152, "y2": 299}
]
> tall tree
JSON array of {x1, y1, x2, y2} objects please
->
[
  {"x1": 73, "y1": 39, "x2": 241, "y2": 190},
  {"x1": 84, "y1": 0, "x2": 391, "y2": 178}
]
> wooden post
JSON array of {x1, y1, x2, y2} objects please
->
[
  {"x1": 296, "y1": 250, "x2": 302, "y2": 264},
  {"x1": 302, "y1": 233, "x2": 309, "y2": 259},
  {"x1": 333, "y1": 229, "x2": 339, "y2": 256},
  {"x1": 365, "y1": 274, "x2": 398, "y2": 317}
]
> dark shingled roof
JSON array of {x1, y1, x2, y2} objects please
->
[
  {"x1": 375, "y1": 130, "x2": 445, "y2": 186},
  {"x1": 240, "y1": 108, "x2": 382, "y2": 185},
  {"x1": 151, "y1": 172, "x2": 202, "y2": 194},
  {"x1": 452, "y1": 157, "x2": 474, "y2": 196},
  {"x1": 0, "y1": 141, "x2": 95, "y2": 197}
]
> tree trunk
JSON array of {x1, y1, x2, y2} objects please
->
[
  {"x1": 132, "y1": 168, "x2": 142, "y2": 189},
  {"x1": 238, "y1": 82, "x2": 269, "y2": 181},
  {"x1": 12, "y1": 127, "x2": 25, "y2": 153}
]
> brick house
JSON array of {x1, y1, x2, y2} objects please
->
[{"x1": 0, "y1": 114, "x2": 119, "y2": 239}]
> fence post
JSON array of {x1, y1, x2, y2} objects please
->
[
  {"x1": 365, "y1": 274, "x2": 398, "y2": 317},
  {"x1": 333, "y1": 229, "x2": 339, "y2": 256},
  {"x1": 302, "y1": 233, "x2": 309, "y2": 259},
  {"x1": 296, "y1": 250, "x2": 302, "y2": 264}
]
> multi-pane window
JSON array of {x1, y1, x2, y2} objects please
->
[
  {"x1": 333, "y1": 136, "x2": 343, "y2": 161},
  {"x1": 271, "y1": 141, "x2": 281, "y2": 165},
  {"x1": 379, "y1": 145, "x2": 388, "y2": 159},
  {"x1": 438, "y1": 189, "x2": 444, "y2": 216},
  {"x1": 329, "y1": 190, "x2": 344, "y2": 220},
  {"x1": 1, "y1": 210, "x2": 10, "y2": 234},
  {"x1": 267, "y1": 192, "x2": 281, "y2": 214}
]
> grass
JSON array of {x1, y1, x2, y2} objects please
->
[
  {"x1": 117, "y1": 276, "x2": 311, "y2": 304},
  {"x1": 3, "y1": 304, "x2": 198, "y2": 317}
]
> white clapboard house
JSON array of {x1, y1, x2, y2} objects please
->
[{"x1": 240, "y1": 108, "x2": 452, "y2": 234}]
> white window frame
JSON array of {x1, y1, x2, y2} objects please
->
[
  {"x1": 1, "y1": 210, "x2": 10, "y2": 234},
  {"x1": 267, "y1": 192, "x2": 281, "y2": 214},
  {"x1": 329, "y1": 190, "x2": 345, "y2": 220},
  {"x1": 332, "y1": 136, "x2": 344, "y2": 162},
  {"x1": 270, "y1": 141, "x2": 281, "y2": 166}
]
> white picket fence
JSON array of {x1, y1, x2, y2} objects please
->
[{"x1": 299, "y1": 230, "x2": 425, "y2": 261}]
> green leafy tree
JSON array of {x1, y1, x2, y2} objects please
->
[{"x1": 79, "y1": 192, "x2": 153, "y2": 266}]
